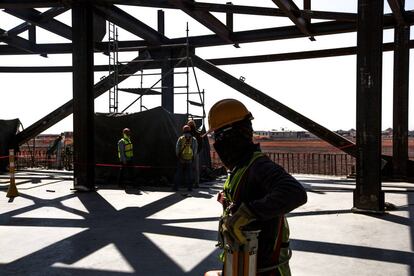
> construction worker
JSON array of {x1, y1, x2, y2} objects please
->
[
  {"x1": 187, "y1": 119, "x2": 203, "y2": 188},
  {"x1": 173, "y1": 124, "x2": 198, "y2": 193},
  {"x1": 117, "y1": 128, "x2": 134, "y2": 187},
  {"x1": 205, "y1": 99, "x2": 307, "y2": 276}
]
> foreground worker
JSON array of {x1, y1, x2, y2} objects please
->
[
  {"x1": 205, "y1": 99, "x2": 307, "y2": 276},
  {"x1": 117, "y1": 128, "x2": 134, "y2": 187},
  {"x1": 173, "y1": 124, "x2": 198, "y2": 193}
]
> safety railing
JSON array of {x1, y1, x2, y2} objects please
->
[
  {"x1": 211, "y1": 151, "x2": 356, "y2": 176},
  {"x1": 15, "y1": 149, "x2": 73, "y2": 170}
]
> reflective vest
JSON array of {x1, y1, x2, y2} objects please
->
[
  {"x1": 179, "y1": 136, "x2": 193, "y2": 160},
  {"x1": 118, "y1": 137, "x2": 133, "y2": 160},
  {"x1": 222, "y1": 151, "x2": 292, "y2": 276}
]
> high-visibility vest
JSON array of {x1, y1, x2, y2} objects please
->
[
  {"x1": 222, "y1": 151, "x2": 292, "y2": 276},
  {"x1": 179, "y1": 136, "x2": 193, "y2": 160},
  {"x1": 118, "y1": 137, "x2": 133, "y2": 160}
]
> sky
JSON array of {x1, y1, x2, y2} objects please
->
[{"x1": 0, "y1": 0, "x2": 413, "y2": 134}]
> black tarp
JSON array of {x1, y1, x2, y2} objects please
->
[
  {"x1": 95, "y1": 107, "x2": 211, "y2": 185},
  {"x1": 0, "y1": 119, "x2": 19, "y2": 172}
]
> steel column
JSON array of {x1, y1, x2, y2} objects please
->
[
  {"x1": 159, "y1": 10, "x2": 174, "y2": 113},
  {"x1": 72, "y1": 1, "x2": 95, "y2": 191},
  {"x1": 353, "y1": 0, "x2": 384, "y2": 213},
  {"x1": 392, "y1": 17, "x2": 410, "y2": 178}
]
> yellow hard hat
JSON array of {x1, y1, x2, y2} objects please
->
[{"x1": 207, "y1": 99, "x2": 253, "y2": 133}]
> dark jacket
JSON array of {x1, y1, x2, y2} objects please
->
[
  {"x1": 232, "y1": 147, "x2": 307, "y2": 271},
  {"x1": 190, "y1": 128, "x2": 203, "y2": 154}
]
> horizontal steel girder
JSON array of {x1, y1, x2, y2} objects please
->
[
  {"x1": 2, "y1": 40, "x2": 413, "y2": 72},
  {"x1": 1, "y1": 12, "x2": 412, "y2": 56},
  {"x1": 191, "y1": 54, "x2": 357, "y2": 156}
]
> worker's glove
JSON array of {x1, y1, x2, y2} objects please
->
[{"x1": 222, "y1": 203, "x2": 256, "y2": 245}]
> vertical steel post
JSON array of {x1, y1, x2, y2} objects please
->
[
  {"x1": 159, "y1": 10, "x2": 174, "y2": 113},
  {"x1": 353, "y1": 0, "x2": 384, "y2": 213},
  {"x1": 28, "y1": 25, "x2": 36, "y2": 43},
  {"x1": 392, "y1": 3, "x2": 410, "y2": 178},
  {"x1": 72, "y1": 1, "x2": 95, "y2": 191},
  {"x1": 226, "y1": 2, "x2": 233, "y2": 32}
]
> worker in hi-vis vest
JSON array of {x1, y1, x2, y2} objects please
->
[
  {"x1": 204, "y1": 99, "x2": 307, "y2": 276},
  {"x1": 117, "y1": 128, "x2": 134, "y2": 187},
  {"x1": 173, "y1": 124, "x2": 198, "y2": 194}
]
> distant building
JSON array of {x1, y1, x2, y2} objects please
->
[
  {"x1": 253, "y1": 130, "x2": 313, "y2": 140},
  {"x1": 382, "y1": 128, "x2": 393, "y2": 138},
  {"x1": 254, "y1": 131, "x2": 270, "y2": 138},
  {"x1": 336, "y1": 129, "x2": 356, "y2": 138}
]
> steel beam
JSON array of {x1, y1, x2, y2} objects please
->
[
  {"x1": 0, "y1": 28, "x2": 36, "y2": 54},
  {"x1": 392, "y1": 21, "x2": 410, "y2": 178},
  {"x1": 353, "y1": 0, "x2": 385, "y2": 213},
  {"x1": 28, "y1": 25, "x2": 36, "y2": 43},
  {"x1": 388, "y1": 0, "x2": 407, "y2": 26},
  {"x1": 4, "y1": 8, "x2": 72, "y2": 40},
  {"x1": 72, "y1": 1, "x2": 95, "y2": 190},
  {"x1": 271, "y1": 0, "x2": 313, "y2": 38},
  {"x1": 7, "y1": 7, "x2": 69, "y2": 37},
  {"x1": 95, "y1": 4, "x2": 168, "y2": 45},
  {"x1": 156, "y1": 10, "x2": 174, "y2": 113},
  {"x1": 1, "y1": 14, "x2": 412, "y2": 56},
  {"x1": 94, "y1": 1, "x2": 359, "y2": 21},
  {"x1": 168, "y1": 0, "x2": 233, "y2": 43},
  {"x1": 0, "y1": 0, "x2": 65, "y2": 8},
  {"x1": 3, "y1": 39, "x2": 414, "y2": 72},
  {"x1": 191, "y1": 54, "x2": 356, "y2": 156},
  {"x1": 304, "y1": 0, "x2": 311, "y2": 25}
]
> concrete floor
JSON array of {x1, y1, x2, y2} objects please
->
[{"x1": 0, "y1": 170, "x2": 413, "y2": 275}]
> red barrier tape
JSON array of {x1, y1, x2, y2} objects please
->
[
  {"x1": 95, "y1": 163, "x2": 153, "y2": 169},
  {"x1": 0, "y1": 155, "x2": 10, "y2": 159}
]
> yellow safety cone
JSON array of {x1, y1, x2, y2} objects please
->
[{"x1": 6, "y1": 149, "x2": 18, "y2": 198}]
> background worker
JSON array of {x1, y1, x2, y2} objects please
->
[
  {"x1": 205, "y1": 99, "x2": 307, "y2": 276},
  {"x1": 187, "y1": 119, "x2": 203, "y2": 188},
  {"x1": 173, "y1": 124, "x2": 198, "y2": 193},
  {"x1": 117, "y1": 128, "x2": 134, "y2": 187}
]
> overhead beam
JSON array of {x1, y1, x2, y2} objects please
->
[
  {"x1": 168, "y1": 0, "x2": 233, "y2": 43},
  {"x1": 0, "y1": 28, "x2": 36, "y2": 54},
  {"x1": 271, "y1": 0, "x2": 314, "y2": 39},
  {"x1": 0, "y1": 0, "x2": 65, "y2": 8},
  {"x1": 387, "y1": 0, "x2": 407, "y2": 26},
  {"x1": 4, "y1": 8, "x2": 72, "y2": 40},
  {"x1": 95, "y1": 4, "x2": 169, "y2": 45},
  {"x1": 0, "y1": 12, "x2": 413, "y2": 56},
  {"x1": 91, "y1": 1, "x2": 359, "y2": 21},
  {"x1": 8, "y1": 7, "x2": 69, "y2": 37},
  {"x1": 191, "y1": 54, "x2": 356, "y2": 157},
  {"x1": 4, "y1": 39, "x2": 414, "y2": 73}
]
